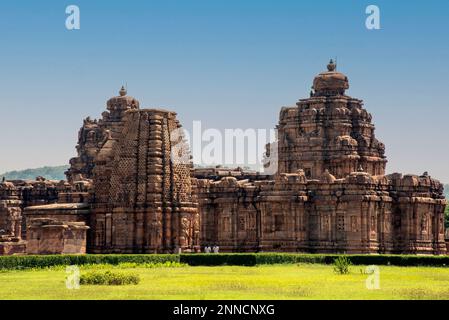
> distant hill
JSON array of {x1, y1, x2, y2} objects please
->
[
  {"x1": 445, "y1": 184, "x2": 449, "y2": 200},
  {"x1": 0, "y1": 165, "x2": 69, "y2": 181}
]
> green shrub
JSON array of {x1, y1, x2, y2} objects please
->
[
  {"x1": 0, "y1": 254, "x2": 180, "y2": 270},
  {"x1": 180, "y1": 254, "x2": 257, "y2": 266},
  {"x1": 80, "y1": 270, "x2": 140, "y2": 285},
  {"x1": 2, "y1": 253, "x2": 449, "y2": 270},
  {"x1": 117, "y1": 261, "x2": 187, "y2": 268},
  {"x1": 255, "y1": 253, "x2": 329, "y2": 265},
  {"x1": 333, "y1": 256, "x2": 351, "y2": 274}
]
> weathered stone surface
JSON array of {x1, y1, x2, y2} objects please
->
[
  {"x1": 0, "y1": 241, "x2": 26, "y2": 255},
  {"x1": 65, "y1": 86, "x2": 139, "y2": 183},
  {"x1": 0, "y1": 179, "x2": 22, "y2": 240},
  {"x1": 277, "y1": 60, "x2": 386, "y2": 179},
  {"x1": 24, "y1": 203, "x2": 90, "y2": 230},
  {"x1": 26, "y1": 218, "x2": 89, "y2": 255},
  {"x1": 88, "y1": 98, "x2": 200, "y2": 253}
]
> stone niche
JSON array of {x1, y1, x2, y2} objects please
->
[{"x1": 26, "y1": 218, "x2": 89, "y2": 255}]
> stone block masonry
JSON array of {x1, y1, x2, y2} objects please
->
[{"x1": 0, "y1": 62, "x2": 446, "y2": 255}]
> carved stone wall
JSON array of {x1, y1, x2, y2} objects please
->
[
  {"x1": 6, "y1": 178, "x2": 78, "y2": 239},
  {"x1": 90, "y1": 106, "x2": 199, "y2": 253},
  {"x1": 197, "y1": 171, "x2": 446, "y2": 254},
  {"x1": 0, "y1": 180, "x2": 22, "y2": 240}
]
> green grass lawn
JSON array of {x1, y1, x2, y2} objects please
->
[{"x1": 1, "y1": 264, "x2": 449, "y2": 300}]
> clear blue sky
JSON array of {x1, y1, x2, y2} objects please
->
[{"x1": 0, "y1": 0, "x2": 448, "y2": 182}]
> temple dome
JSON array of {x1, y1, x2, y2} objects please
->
[
  {"x1": 105, "y1": 86, "x2": 140, "y2": 120},
  {"x1": 312, "y1": 60, "x2": 349, "y2": 96},
  {"x1": 107, "y1": 86, "x2": 140, "y2": 109}
]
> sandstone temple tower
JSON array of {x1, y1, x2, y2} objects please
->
[
  {"x1": 70, "y1": 88, "x2": 200, "y2": 253},
  {"x1": 277, "y1": 60, "x2": 387, "y2": 179}
]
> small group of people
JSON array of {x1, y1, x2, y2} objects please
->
[{"x1": 204, "y1": 245, "x2": 219, "y2": 254}]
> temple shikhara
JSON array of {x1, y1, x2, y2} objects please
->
[{"x1": 0, "y1": 61, "x2": 447, "y2": 255}]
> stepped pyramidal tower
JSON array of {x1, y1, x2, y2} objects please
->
[{"x1": 277, "y1": 59, "x2": 387, "y2": 179}]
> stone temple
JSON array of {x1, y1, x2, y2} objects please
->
[{"x1": 0, "y1": 61, "x2": 447, "y2": 255}]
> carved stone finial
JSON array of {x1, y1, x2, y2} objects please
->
[
  {"x1": 357, "y1": 165, "x2": 364, "y2": 172},
  {"x1": 327, "y1": 59, "x2": 336, "y2": 72},
  {"x1": 1, "y1": 177, "x2": 5, "y2": 183},
  {"x1": 422, "y1": 171, "x2": 429, "y2": 177},
  {"x1": 119, "y1": 86, "x2": 127, "y2": 96}
]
